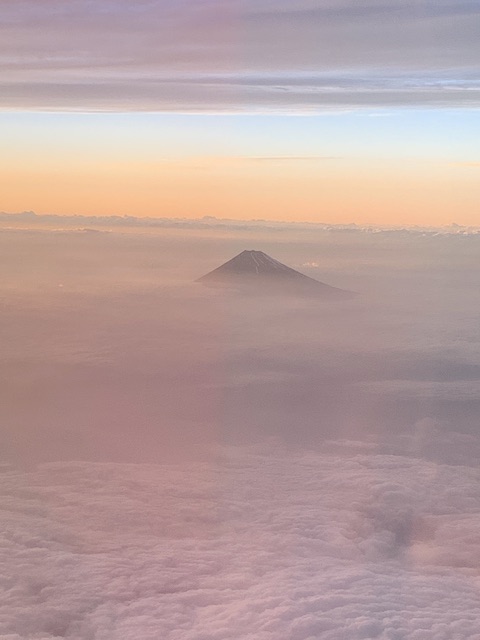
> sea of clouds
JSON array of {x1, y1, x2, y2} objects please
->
[
  {"x1": 1, "y1": 221, "x2": 480, "y2": 638},
  {"x1": 3, "y1": 447, "x2": 480, "y2": 640}
]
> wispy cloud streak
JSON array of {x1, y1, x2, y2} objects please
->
[{"x1": 1, "y1": 0, "x2": 479, "y2": 111}]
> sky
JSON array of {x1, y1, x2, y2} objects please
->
[{"x1": 1, "y1": 0, "x2": 480, "y2": 225}]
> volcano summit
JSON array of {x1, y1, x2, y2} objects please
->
[{"x1": 197, "y1": 250, "x2": 353, "y2": 298}]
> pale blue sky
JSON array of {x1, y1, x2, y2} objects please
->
[{"x1": 2, "y1": 110, "x2": 479, "y2": 163}]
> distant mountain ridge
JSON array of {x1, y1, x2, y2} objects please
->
[
  {"x1": 2, "y1": 212, "x2": 478, "y2": 236},
  {"x1": 197, "y1": 250, "x2": 353, "y2": 298}
]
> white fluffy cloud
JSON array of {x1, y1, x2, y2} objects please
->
[{"x1": 2, "y1": 448, "x2": 480, "y2": 639}]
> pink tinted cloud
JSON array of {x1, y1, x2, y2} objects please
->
[
  {"x1": 1, "y1": 0, "x2": 480, "y2": 110},
  {"x1": 2, "y1": 448, "x2": 480, "y2": 638}
]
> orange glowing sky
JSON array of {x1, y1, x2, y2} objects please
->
[
  {"x1": 1, "y1": 155, "x2": 479, "y2": 227},
  {"x1": 1, "y1": 112, "x2": 479, "y2": 226}
]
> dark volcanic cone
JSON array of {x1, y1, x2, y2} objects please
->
[{"x1": 197, "y1": 250, "x2": 353, "y2": 298}]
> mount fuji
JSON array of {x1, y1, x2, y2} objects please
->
[{"x1": 197, "y1": 250, "x2": 353, "y2": 298}]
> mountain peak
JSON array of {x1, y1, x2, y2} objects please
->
[{"x1": 197, "y1": 250, "x2": 353, "y2": 298}]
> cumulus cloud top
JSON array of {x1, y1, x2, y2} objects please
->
[
  {"x1": 1, "y1": 0, "x2": 480, "y2": 111},
  {"x1": 2, "y1": 449, "x2": 480, "y2": 639}
]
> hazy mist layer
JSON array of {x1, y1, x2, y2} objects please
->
[{"x1": 1, "y1": 224, "x2": 480, "y2": 638}]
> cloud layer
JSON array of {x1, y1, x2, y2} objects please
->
[
  {"x1": 1, "y1": 224, "x2": 480, "y2": 466},
  {"x1": 2, "y1": 0, "x2": 480, "y2": 111},
  {"x1": 1, "y1": 226, "x2": 480, "y2": 637},
  {"x1": 2, "y1": 448, "x2": 480, "y2": 639},
  {"x1": 2, "y1": 210, "x2": 480, "y2": 235}
]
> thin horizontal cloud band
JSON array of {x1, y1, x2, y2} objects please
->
[
  {"x1": 1, "y1": 0, "x2": 480, "y2": 111},
  {"x1": 3, "y1": 81, "x2": 480, "y2": 112}
]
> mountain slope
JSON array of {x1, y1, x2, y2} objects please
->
[{"x1": 197, "y1": 250, "x2": 353, "y2": 298}]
